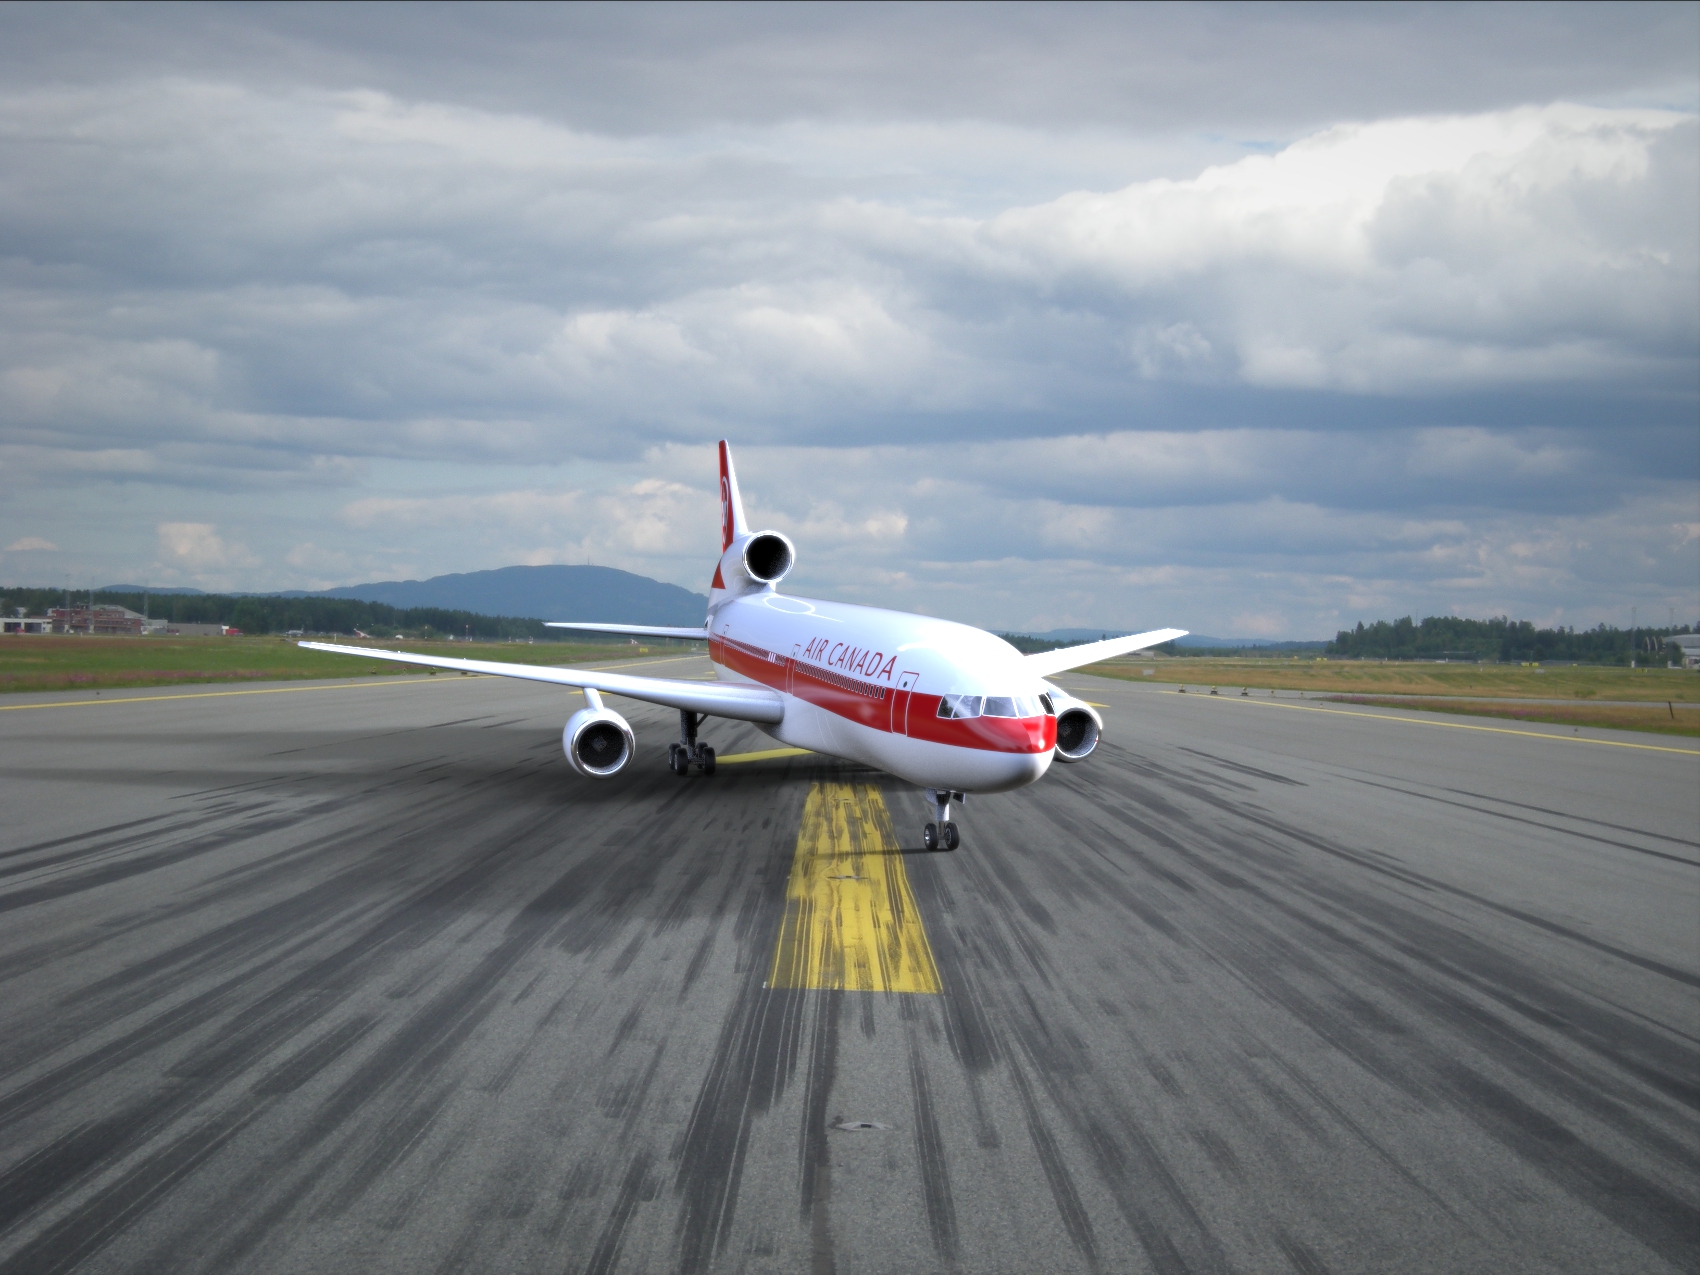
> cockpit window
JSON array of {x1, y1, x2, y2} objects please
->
[
  {"x1": 939, "y1": 693, "x2": 1041, "y2": 719},
  {"x1": 1038, "y1": 693, "x2": 1055, "y2": 716}
]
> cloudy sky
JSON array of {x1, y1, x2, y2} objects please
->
[{"x1": 1, "y1": 2, "x2": 1695, "y2": 636}]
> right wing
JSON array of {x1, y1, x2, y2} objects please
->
[
  {"x1": 299, "y1": 642, "x2": 782, "y2": 723},
  {"x1": 1024, "y1": 628, "x2": 1188, "y2": 677},
  {"x1": 544, "y1": 622, "x2": 708, "y2": 640}
]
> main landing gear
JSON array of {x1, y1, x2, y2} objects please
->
[
  {"x1": 922, "y1": 788, "x2": 964, "y2": 851},
  {"x1": 669, "y1": 710, "x2": 716, "y2": 777}
]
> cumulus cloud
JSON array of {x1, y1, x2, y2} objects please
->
[
  {"x1": 5, "y1": 537, "x2": 56, "y2": 552},
  {"x1": 157, "y1": 522, "x2": 259, "y2": 576}
]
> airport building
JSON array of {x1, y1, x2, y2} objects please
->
[
  {"x1": 1669, "y1": 634, "x2": 1700, "y2": 669},
  {"x1": 47, "y1": 605, "x2": 145, "y2": 635}
]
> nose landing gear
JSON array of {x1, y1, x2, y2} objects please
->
[
  {"x1": 671, "y1": 711, "x2": 716, "y2": 776},
  {"x1": 922, "y1": 788, "x2": 964, "y2": 851}
]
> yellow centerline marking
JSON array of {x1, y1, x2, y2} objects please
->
[
  {"x1": 717, "y1": 747, "x2": 812, "y2": 764},
  {"x1": 769, "y1": 782, "x2": 942, "y2": 993},
  {"x1": 1199, "y1": 693, "x2": 1700, "y2": 756}
]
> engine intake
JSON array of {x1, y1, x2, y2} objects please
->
[
  {"x1": 563, "y1": 706, "x2": 635, "y2": 777},
  {"x1": 742, "y1": 531, "x2": 795, "y2": 584},
  {"x1": 1052, "y1": 702, "x2": 1102, "y2": 762}
]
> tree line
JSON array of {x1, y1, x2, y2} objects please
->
[
  {"x1": 0, "y1": 588, "x2": 614, "y2": 642},
  {"x1": 1324, "y1": 615, "x2": 1694, "y2": 665}
]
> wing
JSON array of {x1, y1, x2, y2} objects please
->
[
  {"x1": 1024, "y1": 628, "x2": 1188, "y2": 677},
  {"x1": 544, "y1": 622, "x2": 708, "y2": 640},
  {"x1": 299, "y1": 642, "x2": 782, "y2": 723}
]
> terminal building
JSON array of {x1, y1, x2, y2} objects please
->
[
  {"x1": 3, "y1": 605, "x2": 240, "y2": 636},
  {"x1": 47, "y1": 604, "x2": 146, "y2": 635}
]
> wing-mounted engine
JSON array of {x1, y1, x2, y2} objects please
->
[
  {"x1": 1046, "y1": 688, "x2": 1103, "y2": 763},
  {"x1": 563, "y1": 703, "x2": 635, "y2": 777}
]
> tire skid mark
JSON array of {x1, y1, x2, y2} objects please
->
[
  {"x1": 900, "y1": 1021, "x2": 958, "y2": 1263},
  {"x1": 904, "y1": 734, "x2": 1696, "y2": 1273},
  {"x1": 1351, "y1": 776, "x2": 1700, "y2": 866}
]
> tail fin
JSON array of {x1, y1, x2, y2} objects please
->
[{"x1": 718, "y1": 440, "x2": 749, "y2": 551}]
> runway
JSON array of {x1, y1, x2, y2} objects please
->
[{"x1": 0, "y1": 657, "x2": 1695, "y2": 1274}]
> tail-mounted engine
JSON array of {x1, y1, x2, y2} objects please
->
[
  {"x1": 1048, "y1": 689, "x2": 1103, "y2": 763},
  {"x1": 563, "y1": 704, "x2": 635, "y2": 777},
  {"x1": 741, "y1": 531, "x2": 795, "y2": 585}
]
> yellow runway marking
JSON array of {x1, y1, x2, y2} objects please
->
[
  {"x1": 1207, "y1": 694, "x2": 1700, "y2": 756},
  {"x1": 769, "y1": 782, "x2": 942, "y2": 993},
  {"x1": 717, "y1": 747, "x2": 812, "y2": 764},
  {"x1": 0, "y1": 676, "x2": 451, "y2": 712}
]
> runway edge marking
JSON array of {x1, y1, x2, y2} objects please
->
[
  {"x1": 0, "y1": 653, "x2": 708, "y2": 713},
  {"x1": 1196, "y1": 693, "x2": 1700, "y2": 756},
  {"x1": 768, "y1": 781, "x2": 942, "y2": 993},
  {"x1": 0, "y1": 676, "x2": 454, "y2": 711}
]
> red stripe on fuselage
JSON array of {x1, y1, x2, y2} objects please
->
[{"x1": 709, "y1": 635, "x2": 1054, "y2": 754}]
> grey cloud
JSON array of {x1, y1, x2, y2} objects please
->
[
  {"x1": 3, "y1": 3, "x2": 1693, "y2": 136},
  {"x1": 0, "y1": 4, "x2": 1693, "y2": 633}
]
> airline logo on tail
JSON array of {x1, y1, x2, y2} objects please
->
[{"x1": 718, "y1": 440, "x2": 737, "y2": 551}]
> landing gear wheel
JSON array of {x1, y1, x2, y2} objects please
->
[
  {"x1": 669, "y1": 744, "x2": 688, "y2": 776},
  {"x1": 700, "y1": 746, "x2": 716, "y2": 776},
  {"x1": 922, "y1": 822, "x2": 939, "y2": 851},
  {"x1": 941, "y1": 821, "x2": 960, "y2": 851}
]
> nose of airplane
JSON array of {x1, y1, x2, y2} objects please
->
[{"x1": 976, "y1": 747, "x2": 1053, "y2": 794}]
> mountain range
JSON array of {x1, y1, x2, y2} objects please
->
[{"x1": 101, "y1": 565, "x2": 709, "y2": 626}]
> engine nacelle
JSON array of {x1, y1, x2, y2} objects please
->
[
  {"x1": 563, "y1": 706, "x2": 635, "y2": 778},
  {"x1": 1049, "y1": 691, "x2": 1103, "y2": 763},
  {"x1": 741, "y1": 531, "x2": 795, "y2": 584}
]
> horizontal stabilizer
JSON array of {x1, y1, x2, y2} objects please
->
[
  {"x1": 299, "y1": 642, "x2": 781, "y2": 723},
  {"x1": 545, "y1": 622, "x2": 708, "y2": 640},
  {"x1": 1024, "y1": 628, "x2": 1188, "y2": 677}
]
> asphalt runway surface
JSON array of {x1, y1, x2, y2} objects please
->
[{"x1": 1, "y1": 658, "x2": 1696, "y2": 1274}]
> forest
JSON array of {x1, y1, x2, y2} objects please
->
[
  {"x1": 1324, "y1": 615, "x2": 1691, "y2": 665},
  {"x1": 0, "y1": 587, "x2": 607, "y2": 642}
]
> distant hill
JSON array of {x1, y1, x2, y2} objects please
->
[
  {"x1": 99, "y1": 585, "x2": 206, "y2": 596},
  {"x1": 102, "y1": 565, "x2": 708, "y2": 625},
  {"x1": 284, "y1": 565, "x2": 707, "y2": 625}
]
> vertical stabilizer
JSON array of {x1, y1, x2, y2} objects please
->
[{"x1": 718, "y1": 440, "x2": 749, "y2": 551}]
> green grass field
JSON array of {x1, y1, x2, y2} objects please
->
[
  {"x1": 1086, "y1": 657, "x2": 1700, "y2": 702},
  {"x1": 1082, "y1": 658, "x2": 1700, "y2": 737},
  {"x1": 0, "y1": 635, "x2": 676, "y2": 695}
]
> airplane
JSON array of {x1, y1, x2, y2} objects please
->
[{"x1": 303, "y1": 442, "x2": 1185, "y2": 850}]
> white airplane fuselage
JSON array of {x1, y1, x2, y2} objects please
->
[{"x1": 707, "y1": 566, "x2": 1056, "y2": 795}]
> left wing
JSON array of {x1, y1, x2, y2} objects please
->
[
  {"x1": 1024, "y1": 628, "x2": 1188, "y2": 677},
  {"x1": 299, "y1": 642, "x2": 783, "y2": 723}
]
